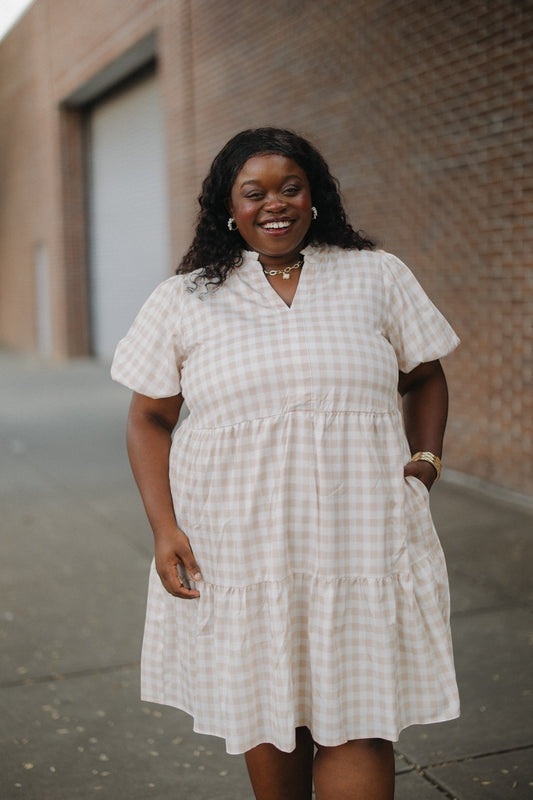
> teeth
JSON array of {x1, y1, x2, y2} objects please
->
[{"x1": 263, "y1": 221, "x2": 291, "y2": 229}]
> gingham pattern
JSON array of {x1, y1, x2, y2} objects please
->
[{"x1": 112, "y1": 246, "x2": 461, "y2": 754}]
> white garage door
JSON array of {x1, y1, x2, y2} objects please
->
[{"x1": 88, "y1": 74, "x2": 170, "y2": 359}]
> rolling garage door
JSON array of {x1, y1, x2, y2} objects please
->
[{"x1": 88, "y1": 73, "x2": 170, "y2": 359}]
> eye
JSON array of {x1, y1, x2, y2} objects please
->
[
  {"x1": 283, "y1": 185, "x2": 301, "y2": 195},
  {"x1": 244, "y1": 191, "x2": 263, "y2": 200}
]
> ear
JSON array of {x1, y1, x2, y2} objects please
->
[{"x1": 225, "y1": 198, "x2": 234, "y2": 217}]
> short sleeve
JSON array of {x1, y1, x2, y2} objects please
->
[
  {"x1": 111, "y1": 277, "x2": 186, "y2": 398},
  {"x1": 381, "y1": 252, "x2": 460, "y2": 373}
]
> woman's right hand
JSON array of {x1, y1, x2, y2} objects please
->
[
  {"x1": 154, "y1": 527, "x2": 203, "y2": 598},
  {"x1": 126, "y1": 392, "x2": 202, "y2": 599}
]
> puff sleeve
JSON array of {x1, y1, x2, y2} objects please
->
[
  {"x1": 111, "y1": 276, "x2": 187, "y2": 398},
  {"x1": 381, "y1": 252, "x2": 460, "y2": 373}
]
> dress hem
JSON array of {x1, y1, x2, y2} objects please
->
[{"x1": 140, "y1": 693, "x2": 460, "y2": 755}]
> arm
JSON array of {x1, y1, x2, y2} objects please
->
[
  {"x1": 126, "y1": 391, "x2": 202, "y2": 598},
  {"x1": 398, "y1": 359, "x2": 449, "y2": 491}
]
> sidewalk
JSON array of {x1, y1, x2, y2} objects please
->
[{"x1": 1, "y1": 351, "x2": 532, "y2": 799}]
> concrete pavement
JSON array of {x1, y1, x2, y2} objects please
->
[{"x1": 1, "y1": 351, "x2": 532, "y2": 799}]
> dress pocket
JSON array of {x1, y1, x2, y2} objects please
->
[
  {"x1": 404, "y1": 473, "x2": 430, "y2": 497},
  {"x1": 403, "y1": 474, "x2": 439, "y2": 562}
]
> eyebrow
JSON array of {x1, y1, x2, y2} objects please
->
[{"x1": 239, "y1": 174, "x2": 304, "y2": 188}]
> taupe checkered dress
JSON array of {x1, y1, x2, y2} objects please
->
[{"x1": 112, "y1": 246, "x2": 460, "y2": 754}]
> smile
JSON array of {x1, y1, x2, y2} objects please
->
[{"x1": 260, "y1": 220, "x2": 293, "y2": 230}]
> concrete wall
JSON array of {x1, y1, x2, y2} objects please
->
[{"x1": 0, "y1": 0, "x2": 531, "y2": 496}]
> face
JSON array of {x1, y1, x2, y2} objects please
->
[{"x1": 228, "y1": 154, "x2": 313, "y2": 267}]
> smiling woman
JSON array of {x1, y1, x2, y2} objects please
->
[
  {"x1": 111, "y1": 127, "x2": 460, "y2": 800},
  {"x1": 178, "y1": 127, "x2": 374, "y2": 290},
  {"x1": 228, "y1": 154, "x2": 313, "y2": 270}
]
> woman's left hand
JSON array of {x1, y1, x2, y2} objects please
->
[{"x1": 403, "y1": 458, "x2": 437, "y2": 492}]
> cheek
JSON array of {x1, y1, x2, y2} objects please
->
[
  {"x1": 295, "y1": 192, "x2": 312, "y2": 214},
  {"x1": 237, "y1": 202, "x2": 253, "y2": 218},
  {"x1": 233, "y1": 203, "x2": 256, "y2": 226},
  {"x1": 304, "y1": 189, "x2": 313, "y2": 208}
]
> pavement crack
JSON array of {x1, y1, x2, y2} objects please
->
[
  {"x1": 424, "y1": 742, "x2": 533, "y2": 769},
  {"x1": 394, "y1": 743, "x2": 533, "y2": 799},
  {"x1": 412, "y1": 767, "x2": 459, "y2": 798},
  {"x1": 0, "y1": 661, "x2": 139, "y2": 689}
]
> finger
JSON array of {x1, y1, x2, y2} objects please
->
[
  {"x1": 159, "y1": 569, "x2": 200, "y2": 599},
  {"x1": 176, "y1": 541, "x2": 203, "y2": 582},
  {"x1": 155, "y1": 561, "x2": 198, "y2": 598},
  {"x1": 185, "y1": 562, "x2": 203, "y2": 582},
  {"x1": 175, "y1": 585, "x2": 201, "y2": 599}
]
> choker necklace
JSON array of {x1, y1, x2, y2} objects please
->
[{"x1": 262, "y1": 258, "x2": 304, "y2": 280}]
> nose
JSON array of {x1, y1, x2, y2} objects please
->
[{"x1": 263, "y1": 193, "x2": 287, "y2": 211}]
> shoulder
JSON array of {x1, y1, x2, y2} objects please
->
[
  {"x1": 309, "y1": 244, "x2": 383, "y2": 265},
  {"x1": 309, "y1": 245, "x2": 385, "y2": 279},
  {"x1": 147, "y1": 273, "x2": 207, "y2": 306},
  {"x1": 312, "y1": 248, "x2": 422, "y2": 299},
  {"x1": 377, "y1": 251, "x2": 423, "y2": 289},
  {"x1": 125, "y1": 275, "x2": 194, "y2": 332},
  {"x1": 146, "y1": 274, "x2": 188, "y2": 300}
]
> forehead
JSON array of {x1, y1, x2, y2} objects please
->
[{"x1": 233, "y1": 154, "x2": 308, "y2": 187}]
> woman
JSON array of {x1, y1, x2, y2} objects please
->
[{"x1": 112, "y1": 127, "x2": 460, "y2": 799}]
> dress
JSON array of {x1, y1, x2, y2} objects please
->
[{"x1": 111, "y1": 246, "x2": 461, "y2": 754}]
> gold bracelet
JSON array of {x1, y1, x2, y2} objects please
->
[{"x1": 410, "y1": 451, "x2": 442, "y2": 481}]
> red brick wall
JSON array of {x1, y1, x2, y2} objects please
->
[{"x1": 0, "y1": 0, "x2": 531, "y2": 495}]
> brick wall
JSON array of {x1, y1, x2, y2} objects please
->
[{"x1": 0, "y1": 0, "x2": 531, "y2": 495}]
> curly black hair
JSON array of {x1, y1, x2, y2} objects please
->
[{"x1": 178, "y1": 127, "x2": 375, "y2": 287}]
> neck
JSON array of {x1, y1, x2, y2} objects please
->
[{"x1": 259, "y1": 254, "x2": 302, "y2": 270}]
